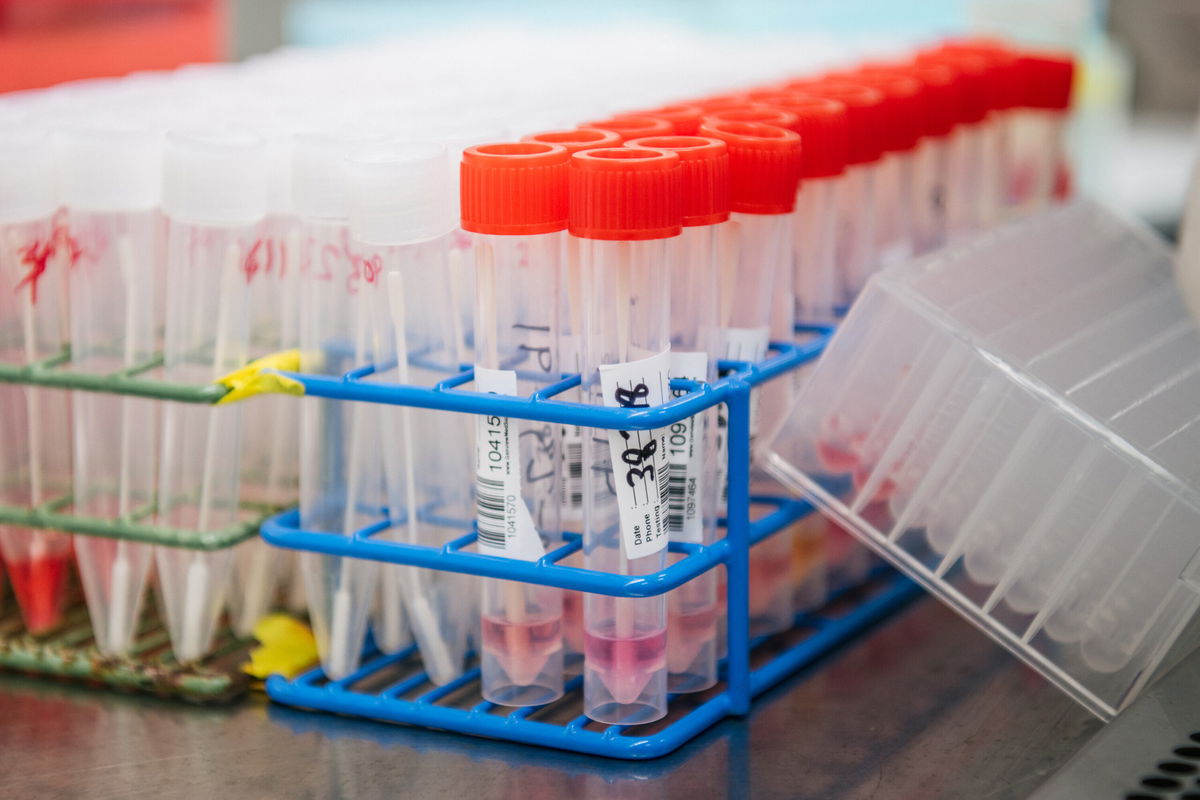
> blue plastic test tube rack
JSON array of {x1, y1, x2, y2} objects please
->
[{"x1": 260, "y1": 325, "x2": 921, "y2": 759}]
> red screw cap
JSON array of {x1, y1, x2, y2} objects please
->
[
  {"x1": 522, "y1": 127, "x2": 622, "y2": 154},
  {"x1": 703, "y1": 105, "x2": 800, "y2": 132},
  {"x1": 850, "y1": 70, "x2": 925, "y2": 152},
  {"x1": 568, "y1": 147, "x2": 681, "y2": 241},
  {"x1": 696, "y1": 120, "x2": 802, "y2": 215},
  {"x1": 582, "y1": 115, "x2": 674, "y2": 142},
  {"x1": 626, "y1": 135, "x2": 730, "y2": 227},
  {"x1": 460, "y1": 142, "x2": 570, "y2": 236},
  {"x1": 794, "y1": 80, "x2": 888, "y2": 166},
  {"x1": 624, "y1": 104, "x2": 705, "y2": 136},
  {"x1": 905, "y1": 62, "x2": 961, "y2": 138},
  {"x1": 1019, "y1": 51, "x2": 1075, "y2": 110},
  {"x1": 916, "y1": 51, "x2": 989, "y2": 124}
]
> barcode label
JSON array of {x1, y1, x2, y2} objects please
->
[
  {"x1": 560, "y1": 428, "x2": 584, "y2": 518},
  {"x1": 666, "y1": 350, "x2": 708, "y2": 543},
  {"x1": 599, "y1": 348, "x2": 672, "y2": 560},
  {"x1": 474, "y1": 367, "x2": 545, "y2": 561},
  {"x1": 475, "y1": 474, "x2": 509, "y2": 551}
]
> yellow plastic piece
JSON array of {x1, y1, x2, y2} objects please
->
[
  {"x1": 242, "y1": 614, "x2": 319, "y2": 680},
  {"x1": 214, "y1": 349, "x2": 306, "y2": 405}
]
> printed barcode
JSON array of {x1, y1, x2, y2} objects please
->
[
  {"x1": 561, "y1": 438, "x2": 583, "y2": 509},
  {"x1": 657, "y1": 447, "x2": 670, "y2": 510},
  {"x1": 476, "y1": 474, "x2": 507, "y2": 550},
  {"x1": 666, "y1": 460, "x2": 687, "y2": 533}
]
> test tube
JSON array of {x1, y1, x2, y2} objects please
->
[
  {"x1": 904, "y1": 63, "x2": 961, "y2": 254},
  {"x1": 521, "y1": 126, "x2": 623, "y2": 673},
  {"x1": 157, "y1": 129, "x2": 266, "y2": 662},
  {"x1": 570, "y1": 146, "x2": 680, "y2": 724},
  {"x1": 345, "y1": 141, "x2": 476, "y2": 685},
  {"x1": 460, "y1": 141, "x2": 569, "y2": 705},
  {"x1": 698, "y1": 120, "x2": 803, "y2": 637},
  {"x1": 292, "y1": 129, "x2": 390, "y2": 678},
  {"x1": 915, "y1": 51, "x2": 991, "y2": 242},
  {"x1": 1012, "y1": 52, "x2": 1076, "y2": 212},
  {"x1": 848, "y1": 71, "x2": 924, "y2": 276},
  {"x1": 229, "y1": 125, "x2": 301, "y2": 637},
  {"x1": 58, "y1": 122, "x2": 163, "y2": 654},
  {"x1": 791, "y1": 81, "x2": 887, "y2": 307},
  {"x1": 755, "y1": 94, "x2": 848, "y2": 323},
  {"x1": 626, "y1": 134, "x2": 729, "y2": 692},
  {"x1": 0, "y1": 128, "x2": 73, "y2": 636}
]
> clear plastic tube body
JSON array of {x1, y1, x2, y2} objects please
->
[
  {"x1": 558, "y1": 235, "x2": 586, "y2": 674},
  {"x1": 872, "y1": 152, "x2": 916, "y2": 275},
  {"x1": 666, "y1": 223, "x2": 719, "y2": 693},
  {"x1": 834, "y1": 164, "x2": 876, "y2": 305},
  {"x1": 0, "y1": 214, "x2": 73, "y2": 634},
  {"x1": 793, "y1": 177, "x2": 840, "y2": 323},
  {"x1": 1007, "y1": 110, "x2": 1067, "y2": 214},
  {"x1": 68, "y1": 208, "x2": 160, "y2": 653},
  {"x1": 944, "y1": 123, "x2": 987, "y2": 242},
  {"x1": 910, "y1": 136, "x2": 950, "y2": 255},
  {"x1": 156, "y1": 218, "x2": 256, "y2": 661},
  {"x1": 369, "y1": 233, "x2": 475, "y2": 686},
  {"x1": 976, "y1": 114, "x2": 1007, "y2": 229},
  {"x1": 231, "y1": 213, "x2": 301, "y2": 636},
  {"x1": 297, "y1": 220, "x2": 384, "y2": 679},
  {"x1": 579, "y1": 236, "x2": 673, "y2": 725},
  {"x1": 755, "y1": 211, "x2": 799, "y2": 637},
  {"x1": 473, "y1": 232, "x2": 564, "y2": 706}
]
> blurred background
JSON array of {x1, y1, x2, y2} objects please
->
[{"x1": 0, "y1": 0, "x2": 1196, "y2": 235}]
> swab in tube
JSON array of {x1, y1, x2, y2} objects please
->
[
  {"x1": 157, "y1": 129, "x2": 266, "y2": 662},
  {"x1": 58, "y1": 122, "x2": 163, "y2": 653}
]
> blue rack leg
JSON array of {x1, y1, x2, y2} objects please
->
[{"x1": 724, "y1": 378, "x2": 753, "y2": 717}]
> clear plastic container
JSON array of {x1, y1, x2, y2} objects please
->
[
  {"x1": 59, "y1": 123, "x2": 163, "y2": 654},
  {"x1": 763, "y1": 201, "x2": 1200, "y2": 719},
  {"x1": 793, "y1": 176, "x2": 840, "y2": 323},
  {"x1": 348, "y1": 141, "x2": 474, "y2": 686},
  {"x1": 835, "y1": 164, "x2": 876, "y2": 304},
  {"x1": 157, "y1": 128, "x2": 266, "y2": 662},
  {"x1": 473, "y1": 232, "x2": 564, "y2": 706},
  {"x1": 910, "y1": 135, "x2": 949, "y2": 254},
  {"x1": 0, "y1": 130, "x2": 73, "y2": 636}
]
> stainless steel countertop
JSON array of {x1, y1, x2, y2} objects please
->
[{"x1": 0, "y1": 595, "x2": 1106, "y2": 800}]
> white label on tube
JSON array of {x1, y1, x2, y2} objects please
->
[
  {"x1": 474, "y1": 367, "x2": 545, "y2": 561},
  {"x1": 599, "y1": 348, "x2": 672, "y2": 561},
  {"x1": 667, "y1": 351, "x2": 708, "y2": 544},
  {"x1": 715, "y1": 327, "x2": 770, "y2": 504}
]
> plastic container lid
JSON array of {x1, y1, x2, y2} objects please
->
[
  {"x1": 55, "y1": 122, "x2": 163, "y2": 212},
  {"x1": 750, "y1": 93, "x2": 849, "y2": 179},
  {"x1": 794, "y1": 81, "x2": 887, "y2": 166},
  {"x1": 345, "y1": 140, "x2": 452, "y2": 246},
  {"x1": 952, "y1": 46, "x2": 1024, "y2": 112},
  {"x1": 625, "y1": 104, "x2": 705, "y2": 136},
  {"x1": 1019, "y1": 51, "x2": 1076, "y2": 111},
  {"x1": 916, "y1": 51, "x2": 990, "y2": 124},
  {"x1": 582, "y1": 115, "x2": 674, "y2": 142},
  {"x1": 521, "y1": 127, "x2": 622, "y2": 154},
  {"x1": 906, "y1": 63, "x2": 962, "y2": 138},
  {"x1": 0, "y1": 127, "x2": 57, "y2": 224},
  {"x1": 460, "y1": 141, "x2": 569, "y2": 236},
  {"x1": 163, "y1": 128, "x2": 267, "y2": 226},
  {"x1": 568, "y1": 147, "x2": 681, "y2": 241},
  {"x1": 696, "y1": 120, "x2": 802, "y2": 215},
  {"x1": 692, "y1": 92, "x2": 754, "y2": 113},
  {"x1": 290, "y1": 129, "x2": 388, "y2": 222},
  {"x1": 763, "y1": 201, "x2": 1200, "y2": 721},
  {"x1": 848, "y1": 71, "x2": 924, "y2": 153},
  {"x1": 626, "y1": 135, "x2": 730, "y2": 227},
  {"x1": 703, "y1": 105, "x2": 800, "y2": 132}
]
